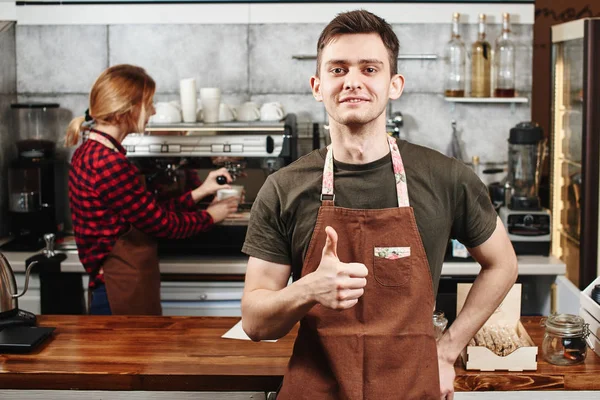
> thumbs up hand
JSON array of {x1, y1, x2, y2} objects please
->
[{"x1": 310, "y1": 226, "x2": 368, "y2": 310}]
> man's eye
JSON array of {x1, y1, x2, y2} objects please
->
[
  {"x1": 365, "y1": 67, "x2": 377, "y2": 73},
  {"x1": 332, "y1": 68, "x2": 345, "y2": 74}
]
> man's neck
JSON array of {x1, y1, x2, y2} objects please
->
[
  {"x1": 328, "y1": 117, "x2": 389, "y2": 164},
  {"x1": 92, "y1": 123, "x2": 127, "y2": 143}
]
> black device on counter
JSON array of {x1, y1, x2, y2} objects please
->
[
  {"x1": 2, "y1": 103, "x2": 61, "y2": 252},
  {"x1": 498, "y1": 122, "x2": 551, "y2": 256},
  {"x1": 27, "y1": 234, "x2": 86, "y2": 315},
  {"x1": 0, "y1": 326, "x2": 55, "y2": 353}
]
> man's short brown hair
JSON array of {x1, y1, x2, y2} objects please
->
[{"x1": 316, "y1": 10, "x2": 399, "y2": 77}]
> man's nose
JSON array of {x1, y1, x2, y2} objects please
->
[{"x1": 344, "y1": 68, "x2": 363, "y2": 90}]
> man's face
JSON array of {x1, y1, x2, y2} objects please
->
[{"x1": 311, "y1": 33, "x2": 404, "y2": 128}]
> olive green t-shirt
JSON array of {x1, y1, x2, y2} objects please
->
[{"x1": 242, "y1": 139, "x2": 497, "y2": 296}]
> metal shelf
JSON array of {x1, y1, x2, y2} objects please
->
[
  {"x1": 444, "y1": 97, "x2": 529, "y2": 103},
  {"x1": 444, "y1": 96, "x2": 529, "y2": 113},
  {"x1": 145, "y1": 121, "x2": 285, "y2": 132}
]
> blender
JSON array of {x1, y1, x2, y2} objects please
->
[
  {"x1": 499, "y1": 122, "x2": 551, "y2": 255},
  {"x1": 2, "y1": 103, "x2": 60, "y2": 251}
]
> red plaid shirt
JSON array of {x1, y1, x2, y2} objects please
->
[{"x1": 69, "y1": 130, "x2": 214, "y2": 288}]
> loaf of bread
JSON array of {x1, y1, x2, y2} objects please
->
[{"x1": 468, "y1": 324, "x2": 527, "y2": 356}]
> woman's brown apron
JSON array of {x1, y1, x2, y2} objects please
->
[
  {"x1": 277, "y1": 136, "x2": 440, "y2": 399},
  {"x1": 89, "y1": 132, "x2": 162, "y2": 316}
]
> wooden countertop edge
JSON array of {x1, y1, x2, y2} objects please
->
[
  {"x1": 0, "y1": 373, "x2": 284, "y2": 391},
  {"x1": 1, "y1": 316, "x2": 598, "y2": 392},
  {"x1": 2, "y1": 372, "x2": 599, "y2": 392},
  {"x1": 2, "y1": 367, "x2": 599, "y2": 392}
]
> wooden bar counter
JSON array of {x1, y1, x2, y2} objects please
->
[{"x1": 0, "y1": 316, "x2": 598, "y2": 395}]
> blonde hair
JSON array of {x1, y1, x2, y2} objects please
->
[{"x1": 65, "y1": 64, "x2": 156, "y2": 147}]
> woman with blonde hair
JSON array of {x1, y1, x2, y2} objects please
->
[{"x1": 66, "y1": 64, "x2": 238, "y2": 315}]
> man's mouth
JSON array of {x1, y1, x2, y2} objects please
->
[{"x1": 340, "y1": 97, "x2": 370, "y2": 104}]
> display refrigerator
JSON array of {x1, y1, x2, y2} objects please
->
[{"x1": 550, "y1": 18, "x2": 600, "y2": 290}]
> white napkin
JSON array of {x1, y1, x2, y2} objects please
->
[{"x1": 221, "y1": 319, "x2": 277, "y2": 342}]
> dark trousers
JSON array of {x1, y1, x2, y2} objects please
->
[{"x1": 90, "y1": 284, "x2": 112, "y2": 315}]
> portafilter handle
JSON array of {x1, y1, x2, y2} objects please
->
[{"x1": 216, "y1": 175, "x2": 228, "y2": 185}]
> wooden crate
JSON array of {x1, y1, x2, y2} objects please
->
[{"x1": 457, "y1": 283, "x2": 538, "y2": 371}]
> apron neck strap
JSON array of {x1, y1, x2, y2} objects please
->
[
  {"x1": 88, "y1": 131, "x2": 119, "y2": 153},
  {"x1": 321, "y1": 136, "x2": 409, "y2": 207}
]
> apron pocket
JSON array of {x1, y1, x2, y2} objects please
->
[{"x1": 373, "y1": 247, "x2": 411, "y2": 287}]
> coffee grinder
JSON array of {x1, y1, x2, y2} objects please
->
[
  {"x1": 3, "y1": 103, "x2": 60, "y2": 251},
  {"x1": 499, "y1": 122, "x2": 551, "y2": 255}
]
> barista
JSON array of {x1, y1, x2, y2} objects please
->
[
  {"x1": 65, "y1": 64, "x2": 239, "y2": 316},
  {"x1": 241, "y1": 10, "x2": 518, "y2": 399}
]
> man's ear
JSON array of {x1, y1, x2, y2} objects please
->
[
  {"x1": 389, "y1": 74, "x2": 405, "y2": 100},
  {"x1": 310, "y1": 75, "x2": 323, "y2": 102}
]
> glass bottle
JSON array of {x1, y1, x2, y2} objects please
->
[
  {"x1": 444, "y1": 13, "x2": 466, "y2": 97},
  {"x1": 494, "y1": 13, "x2": 516, "y2": 97},
  {"x1": 471, "y1": 14, "x2": 491, "y2": 98},
  {"x1": 471, "y1": 155, "x2": 481, "y2": 181}
]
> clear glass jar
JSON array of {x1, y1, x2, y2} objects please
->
[
  {"x1": 541, "y1": 314, "x2": 589, "y2": 366},
  {"x1": 433, "y1": 311, "x2": 448, "y2": 341}
]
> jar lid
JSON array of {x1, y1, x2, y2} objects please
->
[
  {"x1": 509, "y1": 121, "x2": 543, "y2": 145},
  {"x1": 543, "y1": 314, "x2": 587, "y2": 338}
]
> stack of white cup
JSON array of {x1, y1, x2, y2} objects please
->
[
  {"x1": 200, "y1": 88, "x2": 221, "y2": 124},
  {"x1": 179, "y1": 78, "x2": 198, "y2": 123}
]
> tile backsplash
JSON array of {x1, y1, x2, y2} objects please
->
[
  {"x1": 4, "y1": 21, "x2": 533, "y2": 231},
  {"x1": 0, "y1": 24, "x2": 16, "y2": 237},
  {"x1": 14, "y1": 22, "x2": 533, "y2": 161}
]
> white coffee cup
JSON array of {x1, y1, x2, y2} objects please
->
[
  {"x1": 150, "y1": 101, "x2": 182, "y2": 124},
  {"x1": 179, "y1": 78, "x2": 198, "y2": 123},
  {"x1": 260, "y1": 102, "x2": 285, "y2": 121},
  {"x1": 237, "y1": 102, "x2": 261, "y2": 122},
  {"x1": 200, "y1": 88, "x2": 221, "y2": 124},
  {"x1": 219, "y1": 103, "x2": 237, "y2": 122},
  {"x1": 216, "y1": 185, "x2": 243, "y2": 201}
]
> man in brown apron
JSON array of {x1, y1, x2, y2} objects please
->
[
  {"x1": 276, "y1": 137, "x2": 440, "y2": 398},
  {"x1": 241, "y1": 10, "x2": 518, "y2": 400}
]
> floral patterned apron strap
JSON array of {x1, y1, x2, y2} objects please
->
[
  {"x1": 388, "y1": 136, "x2": 410, "y2": 208},
  {"x1": 321, "y1": 144, "x2": 335, "y2": 202},
  {"x1": 321, "y1": 137, "x2": 410, "y2": 207}
]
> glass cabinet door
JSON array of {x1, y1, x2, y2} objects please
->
[{"x1": 551, "y1": 37, "x2": 584, "y2": 286}]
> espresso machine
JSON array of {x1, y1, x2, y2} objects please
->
[
  {"x1": 122, "y1": 114, "x2": 298, "y2": 255},
  {"x1": 499, "y1": 122, "x2": 551, "y2": 255},
  {"x1": 2, "y1": 103, "x2": 60, "y2": 252}
]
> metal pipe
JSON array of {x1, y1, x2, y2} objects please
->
[{"x1": 292, "y1": 54, "x2": 438, "y2": 61}]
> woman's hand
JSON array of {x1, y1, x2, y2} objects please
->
[
  {"x1": 191, "y1": 167, "x2": 233, "y2": 202},
  {"x1": 206, "y1": 197, "x2": 239, "y2": 223}
]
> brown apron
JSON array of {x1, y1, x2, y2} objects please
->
[
  {"x1": 102, "y1": 226, "x2": 162, "y2": 315},
  {"x1": 277, "y1": 137, "x2": 440, "y2": 399},
  {"x1": 89, "y1": 131, "x2": 162, "y2": 316}
]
